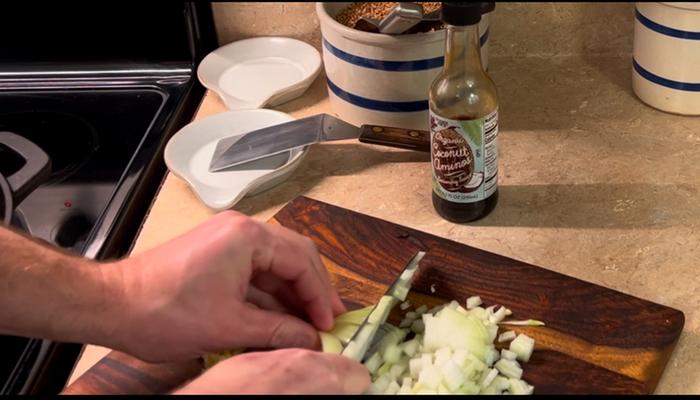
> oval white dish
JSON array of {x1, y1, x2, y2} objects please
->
[
  {"x1": 164, "y1": 109, "x2": 308, "y2": 211},
  {"x1": 197, "y1": 36, "x2": 323, "y2": 110}
]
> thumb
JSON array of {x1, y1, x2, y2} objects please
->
[{"x1": 238, "y1": 305, "x2": 322, "y2": 351}]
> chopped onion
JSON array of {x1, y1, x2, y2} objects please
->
[
  {"x1": 489, "y1": 306, "x2": 508, "y2": 324},
  {"x1": 484, "y1": 346, "x2": 500, "y2": 367},
  {"x1": 434, "y1": 347, "x2": 452, "y2": 368},
  {"x1": 400, "y1": 301, "x2": 411, "y2": 310},
  {"x1": 480, "y1": 368, "x2": 498, "y2": 388},
  {"x1": 427, "y1": 304, "x2": 445, "y2": 314},
  {"x1": 409, "y1": 357, "x2": 423, "y2": 378},
  {"x1": 501, "y1": 349, "x2": 518, "y2": 361},
  {"x1": 389, "y1": 362, "x2": 407, "y2": 380},
  {"x1": 384, "y1": 380, "x2": 401, "y2": 395},
  {"x1": 383, "y1": 344, "x2": 403, "y2": 364},
  {"x1": 355, "y1": 298, "x2": 542, "y2": 395},
  {"x1": 510, "y1": 334, "x2": 535, "y2": 363},
  {"x1": 440, "y1": 359, "x2": 465, "y2": 392},
  {"x1": 509, "y1": 378, "x2": 533, "y2": 395},
  {"x1": 430, "y1": 284, "x2": 436, "y2": 293},
  {"x1": 398, "y1": 379, "x2": 413, "y2": 394},
  {"x1": 467, "y1": 306, "x2": 489, "y2": 321},
  {"x1": 487, "y1": 323, "x2": 499, "y2": 343},
  {"x1": 399, "y1": 317, "x2": 413, "y2": 328},
  {"x1": 400, "y1": 338, "x2": 420, "y2": 357},
  {"x1": 377, "y1": 361, "x2": 393, "y2": 378},
  {"x1": 437, "y1": 383, "x2": 450, "y2": 394},
  {"x1": 451, "y1": 348, "x2": 469, "y2": 367},
  {"x1": 364, "y1": 352, "x2": 383, "y2": 375},
  {"x1": 500, "y1": 319, "x2": 545, "y2": 327},
  {"x1": 410, "y1": 319, "x2": 425, "y2": 334},
  {"x1": 420, "y1": 353, "x2": 433, "y2": 370},
  {"x1": 486, "y1": 376, "x2": 511, "y2": 393},
  {"x1": 466, "y1": 296, "x2": 483, "y2": 309},
  {"x1": 417, "y1": 365, "x2": 443, "y2": 389},
  {"x1": 367, "y1": 375, "x2": 391, "y2": 394},
  {"x1": 498, "y1": 330, "x2": 517, "y2": 343},
  {"x1": 494, "y1": 359, "x2": 523, "y2": 379}
]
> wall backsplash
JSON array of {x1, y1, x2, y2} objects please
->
[
  {"x1": 211, "y1": 2, "x2": 634, "y2": 57},
  {"x1": 212, "y1": 2, "x2": 322, "y2": 50}
]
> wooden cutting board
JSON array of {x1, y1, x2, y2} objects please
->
[{"x1": 64, "y1": 196, "x2": 684, "y2": 394}]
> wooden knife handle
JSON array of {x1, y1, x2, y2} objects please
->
[{"x1": 358, "y1": 125, "x2": 430, "y2": 153}]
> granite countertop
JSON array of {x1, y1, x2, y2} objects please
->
[{"x1": 70, "y1": 54, "x2": 700, "y2": 393}]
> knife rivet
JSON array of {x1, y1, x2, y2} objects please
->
[
  {"x1": 408, "y1": 131, "x2": 420, "y2": 137},
  {"x1": 372, "y1": 126, "x2": 383, "y2": 133}
]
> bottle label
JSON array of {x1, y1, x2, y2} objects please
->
[{"x1": 429, "y1": 109, "x2": 498, "y2": 203}]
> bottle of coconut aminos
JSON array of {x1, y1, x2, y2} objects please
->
[{"x1": 429, "y1": 2, "x2": 498, "y2": 223}]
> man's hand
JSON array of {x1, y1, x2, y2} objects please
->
[
  {"x1": 174, "y1": 349, "x2": 371, "y2": 394},
  {"x1": 108, "y1": 211, "x2": 347, "y2": 362}
]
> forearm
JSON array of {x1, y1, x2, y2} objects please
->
[{"x1": 0, "y1": 226, "x2": 125, "y2": 348}]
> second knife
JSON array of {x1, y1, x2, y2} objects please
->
[{"x1": 208, "y1": 113, "x2": 430, "y2": 172}]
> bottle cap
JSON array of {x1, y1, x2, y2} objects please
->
[{"x1": 441, "y1": 2, "x2": 494, "y2": 26}]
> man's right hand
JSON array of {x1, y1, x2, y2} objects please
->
[{"x1": 174, "y1": 348, "x2": 371, "y2": 394}]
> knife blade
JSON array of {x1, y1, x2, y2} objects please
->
[
  {"x1": 340, "y1": 250, "x2": 426, "y2": 362},
  {"x1": 208, "y1": 113, "x2": 430, "y2": 172}
]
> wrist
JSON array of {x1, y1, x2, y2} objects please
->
[{"x1": 59, "y1": 257, "x2": 129, "y2": 350}]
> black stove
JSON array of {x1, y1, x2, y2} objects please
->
[{"x1": 0, "y1": 2, "x2": 217, "y2": 394}]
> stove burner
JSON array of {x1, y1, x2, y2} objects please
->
[
  {"x1": 0, "y1": 143, "x2": 26, "y2": 176},
  {"x1": 0, "y1": 111, "x2": 99, "y2": 184}
]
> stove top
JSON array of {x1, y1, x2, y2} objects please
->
[
  {"x1": 2, "y1": 88, "x2": 166, "y2": 253},
  {"x1": 0, "y1": 2, "x2": 218, "y2": 394}
]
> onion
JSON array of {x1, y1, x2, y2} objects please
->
[
  {"x1": 319, "y1": 332, "x2": 343, "y2": 354},
  {"x1": 498, "y1": 330, "x2": 517, "y2": 343},
  {"x1": 356, "y1": 297, "x2": 543, "y2": 395},
  {"x1": 334, "y1": 305, "x2": 374, "y2": 325},
  {"x1": 501, "y1": 348, "x2": 518, "y2": 361},
  {"x1": 204, "y1": 295, "x2": 541, "y2": 396},
  {"x1": 494, "y1": 359, "x2": 523, "y2": 379},
  {"x1": 466, "y1": 296, "x2": 483, "y2": 309},
  {"x1": 509, "y1": 334, "x2": 535, "y2": 363},
  {"x1": 500, "y1": 319, "x2": 545, "y2": 326},
  {"x1": 415, "y1": 305, "x2": 429, "y2": 314}
]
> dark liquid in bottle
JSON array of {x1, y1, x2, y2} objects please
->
[{"x1": 432, "y1": 189, "x2": 498, "y2": 223}]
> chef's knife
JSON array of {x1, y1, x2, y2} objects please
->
[
  {"x1": 208, "y1": 113, "x2": 430, "y2": 172},
  {"x1": 340, "y1": 250, "x2": 426, "y2": 362}
]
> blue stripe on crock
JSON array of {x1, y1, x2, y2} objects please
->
[
  {"x1": 322, "y1": 29, "x2": 489, "y2": 72},
  {"x1": 635, "y1": 8, "x2": 700, "y2": 40},
  {"x1": 633, "y1": 59, "x2": 700, "y2": 92},
  {"x1": 326, "y1": 78, "x2": 429, "y2": 112}
]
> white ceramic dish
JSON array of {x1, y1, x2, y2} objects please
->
[
  {"x1": 164, "y1": 109, "x2": 308, "y2": 211},
  {"x1": 197, "y1": 37, "x2": 323, "y2": 110}
]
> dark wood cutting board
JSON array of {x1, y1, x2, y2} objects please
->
[{"x1": 64, "y1": 196, "x2": 684, "y2": 394}]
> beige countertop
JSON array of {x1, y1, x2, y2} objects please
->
[{"x1": 70, "y1": 54, "x2": 700, "y2": 393}]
